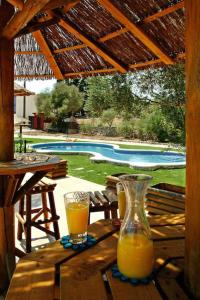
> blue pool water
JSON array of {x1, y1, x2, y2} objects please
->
[{"x1": 31, "y1": 142, "x2": 186, "y2": 169}]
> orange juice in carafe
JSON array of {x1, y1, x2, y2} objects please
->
[
  {"x1": 117, "y1": 234, "x2": 154, "y2": 278},
  {"x1": 117, "y1": 174, "x2": 154, "y2": 278}
]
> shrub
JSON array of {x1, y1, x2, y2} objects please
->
[
  {"x1": 136, "y1": 109, "x2": 185, "y2": 144},
  {"x1": 100, "y1": 109, "x2": 116, "y2": 128},
  {"x1": 134, "y1": 119, "x2": 151, "y2": 140},
  {"x1": 103, "y1": 127, "x2": 118, "y2": 136},
  {"x1": 117, "y1": 121, "x2": 135, "y2": 139},
  {"x1": 79, "y1": 124, "x2": 95, "y2": 135}
]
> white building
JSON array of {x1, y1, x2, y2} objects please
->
[
  {"x1": 14, "y1": 83, "x2": 38, "y2": 122},
  {"x1": 15, "y1": 94, "x2": 38, "y2": 119}
]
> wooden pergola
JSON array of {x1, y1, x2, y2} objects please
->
[
  {"x1": 14, "y1": 83, "x2": 35, "y2": 96},
  {"x1": 0, "y1": 0, "x2": 199, "y2": 298}
]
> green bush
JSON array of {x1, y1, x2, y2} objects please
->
[
  {"x1": 134, "y1": 119, "x2": 151, "y2": 140},
  {"x1": 146, "y1": 111, "x2": 169, "y2": 142},
  {"x1": 100, "y1": 109, "x2": 116, "y2": 128},
  {"x1": 117, "y1": 121, "x2": 135, "y2": 139},
  {"x1": 136, "y1": 109, "x2": 185, "y2": 144},
  {"x1": 79, "y1": 124, "x2": 95, "y2": 135}
]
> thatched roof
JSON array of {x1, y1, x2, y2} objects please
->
[
  {"x1": 14, "y1": 82, "x2": 35, "y2": 96},
  {"x1": 11, "y1": 0, "x2": 185, "y2": 80}
]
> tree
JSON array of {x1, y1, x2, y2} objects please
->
[
  {"x1": 136, "y1": 63, "x2": 185, "y2": 143},
  {"x1": 85, "y1": 74, "x2": 143, "y2": 118},
  {"x1": 85, "y1": 76, "x2": 113, "y2": 117},
  {"x1": 49, "y1": 81, "x2": 83, "y2": 119},
  {"x1": 110, "y1": 73, "x2": 144, "y2": 119},
  {"x1": 65, "y1": 78, "x2": 88, "y2": 116},
  {"x1": 37, "y1": 81, "x2": 84, "y2": 129},
  {"x1": 65, "y1": 78, "x2": 88, "y2": 94},
  {"x1": 101, "y1": 109, "x2": 116, "y2": 128},
  {"x1": 36, "y1": 89, "x2": 53, "y2": 117}
]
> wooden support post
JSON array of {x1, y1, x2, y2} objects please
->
[
  {"x1": 0, "y1": 0, "x2": 15, "y2": 291},
  {"x1": 0, "y1": 6, "x2": 14, "y2": 161},
  {"x1": 185, "y1": 1, "x2": 200, "y2": 298}
]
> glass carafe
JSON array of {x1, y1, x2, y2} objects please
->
[{"x1": 117, "y1": 174, "x2": 154, "y2": 279}]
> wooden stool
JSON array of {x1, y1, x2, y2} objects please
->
[{"x1": 16, "y1": 178, "x2": 60, "y2": 253}]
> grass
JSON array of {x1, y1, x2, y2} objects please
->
[
  {"x1": 58, "y1": 154, "x2": 185, "y2": 187},
  {"x1": 24, "y1": 137, "x2": 64, "y2": 144},
  {"x1": 23, "y1": 137, "x2": 185, "y2": 187}
]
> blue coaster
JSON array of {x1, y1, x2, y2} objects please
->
[
  {"x1": 111, "y1": 265, "x2": 155, "y2": 285},
  {"x1": 60, "y1": 234, "x2": 97, "y2": 251}
]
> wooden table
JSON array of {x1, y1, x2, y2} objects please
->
[
  {"x1": 6, "y1": 213, "x2": 189, "y2": 300},
  {"x1": 0, "y1": 153, "x2": 60, "y2": 290}
]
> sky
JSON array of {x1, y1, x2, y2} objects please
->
[{"x1": 16, "y1": 79, "x2": 57, "y2": 94}]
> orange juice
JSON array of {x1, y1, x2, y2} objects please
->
[
  {"x1": 118, "y1": 190, "x2": 126, "y2": 219},
  {"x1": 117, "y1": 234, "x2": 154, "y2": 278},
  {"x1": 66, "y1": 202, "x2": 89, "y2": 234}
]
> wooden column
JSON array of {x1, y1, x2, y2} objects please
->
[
  {"x1": 0, "y1": 0, "x2": 15, "y2": 291},
  {"x1": 185, "y1": 1, "x2": 200, "y2": 298},
  {"x1": 0, "y1": 1, "x2": 14, "y2": 161}
]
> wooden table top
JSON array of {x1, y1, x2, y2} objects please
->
[
  {"x1": 0, "y1": 153, "x2": 60, "y2": 175},
  {"x1": 7, "y1": 214, "x2": 189, "y2": 300}
]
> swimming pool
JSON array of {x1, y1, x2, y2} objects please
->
[{"x1": 31, "y1": 142, "x2": 186, "y2": 169}]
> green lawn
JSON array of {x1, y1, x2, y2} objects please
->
[
  {"x1": 24, "y1": 138, "x2": 185, "y2": 187},
  {"x1": 24, "y1": 137, "x2": 64, "y2": 144},
  {"x1": 58, "y1": 154, "x2": 185, "y2": 187}
]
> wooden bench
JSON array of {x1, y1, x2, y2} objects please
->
[
  {"x1": 106, "y1": 174, "x2": 185, "y2": 215},
  {"x1": 88, "y1": 190, "x2": 118, "y2": 222},
  {"x1": 46, "y1": 160, "x2": 68, "y2": 179},
  {"x1": 146, "y1": 183, "x2": 185, "y2": 215}
]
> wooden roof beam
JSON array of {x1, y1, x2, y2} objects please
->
[
  {"x1": 16, "y1": 0, "x2": 80, "y2": 37},
  {"x1": 129, "y1": 59, "x2": 162, "y2": 69},
  {"x1": 99, "y1": 28, "x2": 128, "y2": 42},
  {"x1": 143, "y1": 1, "x2": 184, "y2": 24},
  {"x1": 99, "y1": 1, "x2": 184, "y2": 41},
  {"x1": 129, "y1": 52, "x2": 185, "y2": 69},
  {"x1": 14, "y1": 52, "x2": 185, "y2": 78},
  {"x1": 54, "y1": 44, "x2": 86, "y2": 54},
  {"x1": 6, "y1": 0, "x2": 24, "y2": 10},
  {"x1": 97, "y1": 0, "x2": 174, "y2": 65},
  {"x1": 15, "y1": 0, "x2": 184, "y2": 45},
  {"x1": 16, "y1": 17, "x2": 59, "y2": 37},
  {"x1": 15, "y1": 74, "x2": 54, "y2": 78},
  {"x1": 2, "y1": 0, "x2": 52, "y2": 39},
  {"x1": 41, "y1": 0, "x2": 184, "y2": 44},
  {"x1": 58, "y1": 18, "x2": 127, "y2": 73},
  {"x1": 63, "y1": 1, "x2": 80, "y2": 13},
  {"x1": 32, "y1": 30, "x2": 64, "y2": 80},
  {"x1": 41, "y1": 0, "x2": 79, "y2": 12},
  {"x1": 64, "y1": 68, "x2": 116, "y2": 77}
]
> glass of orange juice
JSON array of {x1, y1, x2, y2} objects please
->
[
  {"x1": 116, "y1": 182, "x2": 126, "y2": 219},
  {"x1": 64, "y1": 191, "x2": 89, "y2": 244}
]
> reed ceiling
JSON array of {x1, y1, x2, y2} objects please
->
[{"x1": 3, "y1": 0, "x2": 185, "y2": 79}]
